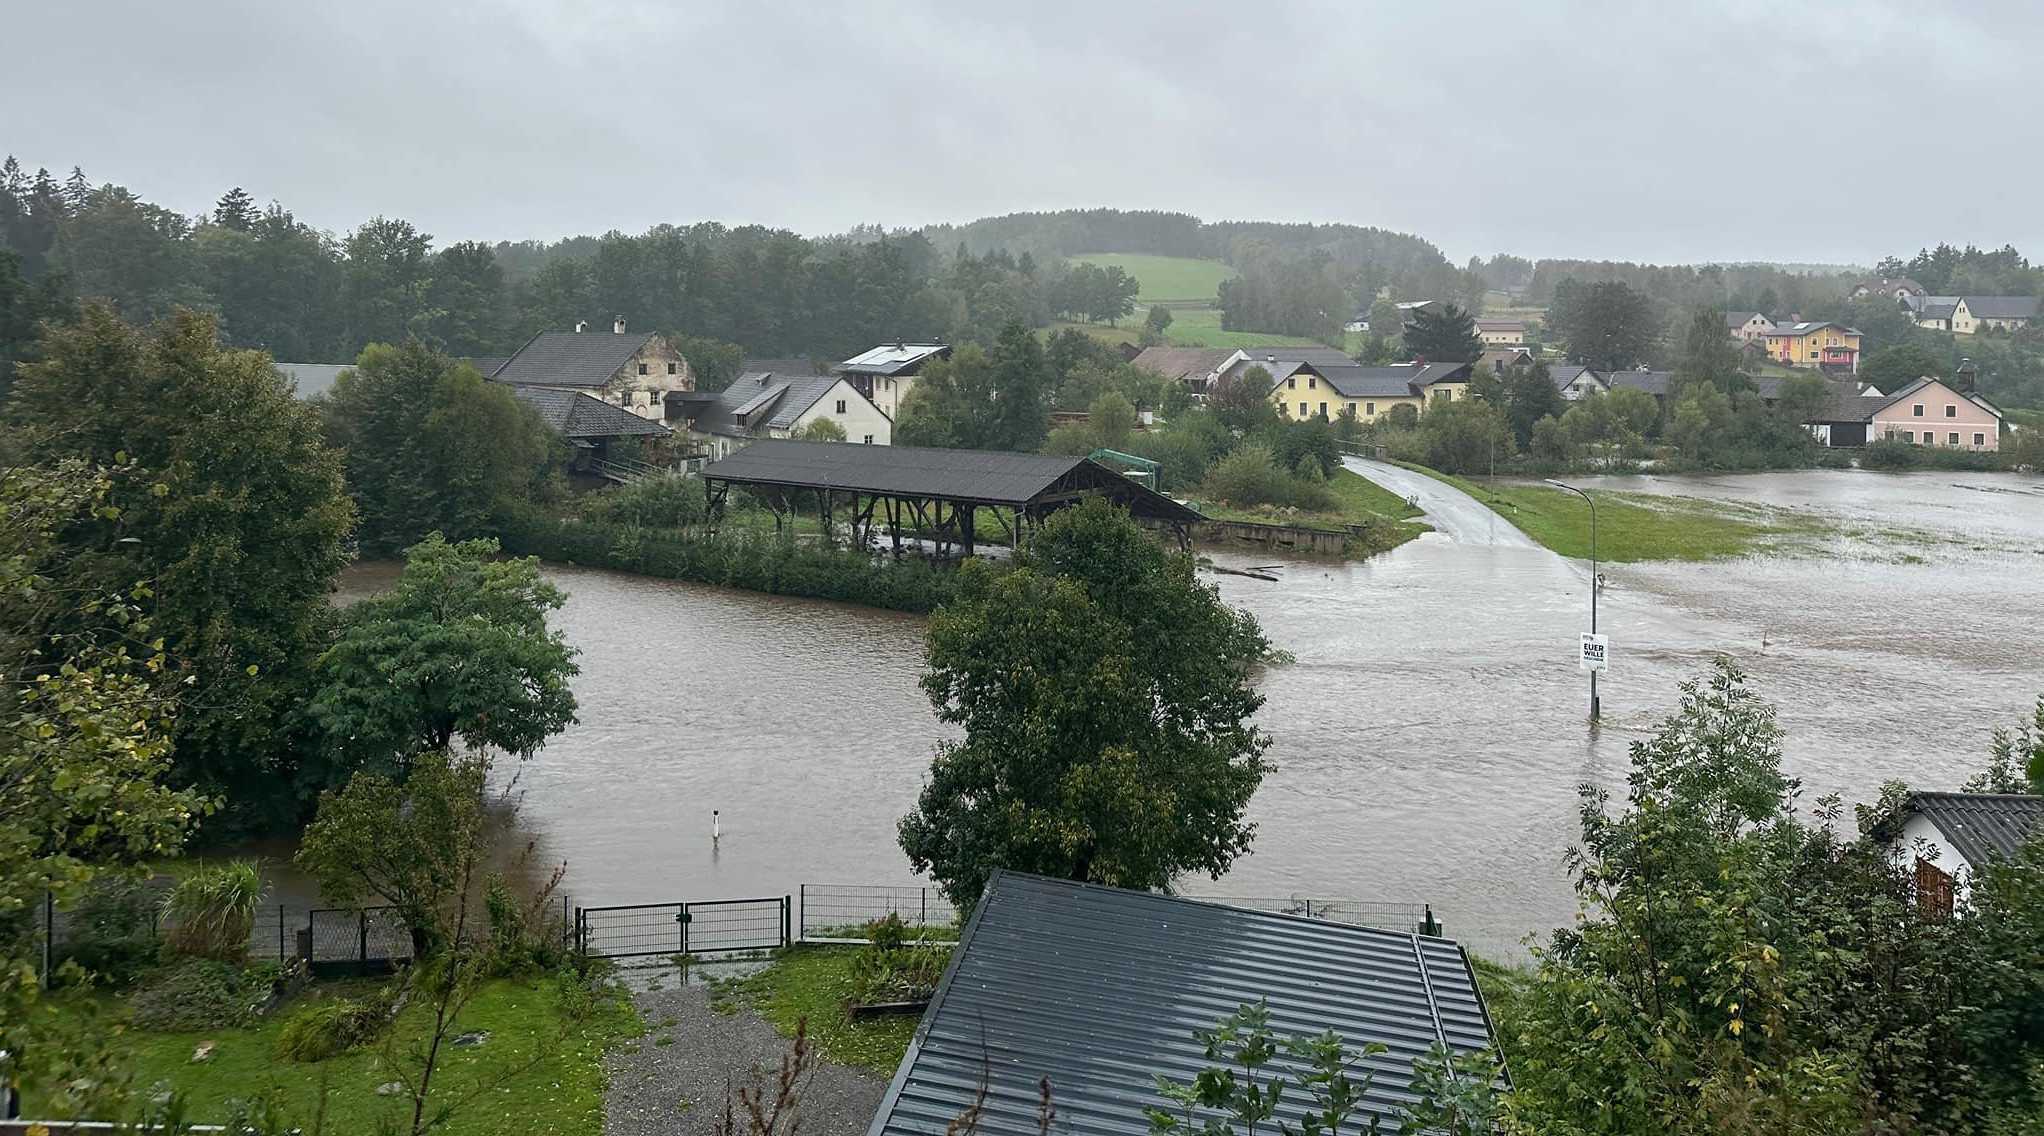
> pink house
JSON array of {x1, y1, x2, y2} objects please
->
[{"x1": 1869, "y1": 377, "x2": 2004, "y2": 452}]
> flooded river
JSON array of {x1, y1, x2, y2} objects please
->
[{"x1": 343, "y1": 469, "x2": 2044, "y2": 958}]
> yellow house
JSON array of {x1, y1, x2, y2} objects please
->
[
  {"x1": 1475, "y1": 319, "x2": 1526, "y2": 347},
  {"x1": 1268, "y1": 362, "x2": 1471, "y2": 422},
  {"x1": 1761, "y1": 321, "x2": 1861, "y2": 370}
]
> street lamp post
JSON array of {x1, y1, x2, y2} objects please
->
[{"x1": 1545, "y1": 479, "x2": 1600, "y2": 721}]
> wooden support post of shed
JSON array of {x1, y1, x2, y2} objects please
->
[{"x1": 960, "y1": 504, "x2": 975, "y2": 558}]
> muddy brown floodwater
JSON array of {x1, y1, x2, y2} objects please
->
[{"x1": 336, "y1": 469, "x2": 2044, "y2": 959}]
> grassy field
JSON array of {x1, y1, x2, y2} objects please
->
[
  {"x1": 1072, "y1": 253, "x2": 1234, "y2": 303},
  {"x1": 29, "y1": 975, "x2": 639, "y2": 1133},
  {"x1": 714, "y1": 946, "x2": 919, "y2": 1074},
  {"x1": 1399, "y1": 464, "x2": 1826, "y2": 562},
  {"x1": 1157, "y1": 306, "x2": 1326, "y2": 349},
  {"x1": 1195, "y1": 468, "x2": 1431, "y2": 558}
]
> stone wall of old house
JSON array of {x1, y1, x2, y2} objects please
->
[{"x1": 601, "y1": 335, "x2": 697, "y2": 420}]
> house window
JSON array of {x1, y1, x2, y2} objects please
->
[
  {"x1": 862, "y1": 434, "x2": 875, "y2": 445},
  {"x1": 1945, "y1": 405, "x2": 1956, "y2": 417},
  {"x1": 667, "y1": 362, "x2": 678, "y2": 375},
  {"x1": 1366, "y1": 402, "x2": 1376, "y2": 415},
  {"x1": 1308, "y1": 377, "x2": 1318, "y2": 390},
  {"x1": 1915, "y1": 857, "x2": 1954, "y2": 920},
  {"x1": 1298, "y1": 402, "x2": 1308, "y2": 417},
  {"x1": 1319, "y1": 402, "x2": 1328, "y2": 417},
  {"x1": 1902, "y1": 430, "x2": 1914, "y2": 442},
  {"x1": 1912, "y1": 404, "x2": 1924, "y2": 416},
  {"x1": 638, "y1": 363, "x2": 649, "y2": 376},
  {"x1": 1948, "y1": 432, "x2": 1960, "y2": 445},
  {"x1": 1975, "y1": 432, "x2": 1986, "y2": 446},
  {"x1": 1286, "y1": 377, "x2": 1296, "y2": 389},
  {"x1": 835, "y1": 399, "x2": 847, "y2": 414}
]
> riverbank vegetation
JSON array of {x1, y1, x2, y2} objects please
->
[{"x1": 1403, "y1": 465, "x2": 1829, "y2": 562}]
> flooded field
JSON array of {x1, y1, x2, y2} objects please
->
[{"x1": 340, "y1": 468, "x2": 2044, "y2": 958}]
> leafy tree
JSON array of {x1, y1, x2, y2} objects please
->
[
  {"x1": 422, "y1": 241, "x2": 507, "y2": 355},
  {"x1": 669, "y1": 333, "x2": 745, "y2": 392},
  {"x1": 1774, "y1": 373, "x2": 1832, "y2": 429},
  {"x1": 8, "y1": 306, "x2": 355, "y2": 828},
  {"x1": 1217, "y1": 249, "x2": 1346, "y2": 342},
  {"x1": 296, "y1": 749, "x2": 487, "y2": 957},
  {"x1": 1859, "y1": 343, "x2": 1944, "y2": 394},
  {"x1": 1551, "y1": 279, "x2": 1661, "y2": 370},
  {"x1": 1402, "y1": 304, "x2": 1483, "y2": 362},
  {"x1": 1143, "y1": 303, "x2": 1174, "y2": 345},
  {"x1": 212, "y1": 187, "x2": 258, "y2": 232},
  {"x1": 898, "y1": 499, "x2": 1272, "y2": 911},
  {"x1": 2, "y1": 461, "x2": 207, "y2": 1094},
  {"x1": 791, "y1": 416, "x2": 847, "y2": 441},
  {"x1": 1211, "y1": 365, "x2": 1280, "y2": 434},
  {"x1": 309, "y1": 535, "x2": 578, "y2": 774},
  {"x1": 892, "y1": 321, "x2": 1052, "y2": 452},
  {"x1": 1500, "y1": 360, "x2": 1566, "y2": 450},
  {"x1": 1674, "y1": 305, "x2": 1743, "y2": 392},
  {"x1": 1089, "y1": 391, "x2": 1137, "y2": 449},
  {"x1": 342, "y1": 216, "x2": 434, "y2": 348},
  {"x1": 1420, "y1": 397, "x2": 1510, "y2": 475},
  {"x1": 1367, "y1": 297, "x2": 1403, "y2": 343},
  {"x1": 321, "y1": 339, "x2": 555, "y2": 555}
]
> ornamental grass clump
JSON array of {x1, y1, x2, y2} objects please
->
[{"x1": 161, "y1": 860, "x2": 266, "y2": 962}]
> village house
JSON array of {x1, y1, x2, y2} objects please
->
[
  {"x1": 491, "y1": 318, "x2": 694, "y2": 420},
  {"x1": 677, "y1": 365, "x2": 891, "y2": 460},
  {"x1": 506, "y1": 386, "x2": 673, "y2": 478},
  {"x1": 1761, "y1": 320, "x2": 1862, "y2": 371},
  {"x1": 1127, "y1": 345, "x2": 1242, "y2": 396},
  {"x1": 865, "y1": 872, "x2": 1501, "y2": 1136},
  {"x1": 1950, "y1": 296, "x2": 2041, "y2": 335},
  {"x1": 833, "y1": 341, "x2": 950, "y2": 420},
  {"x1": 1851, "y1": 277, "x2": 1928, "y2": 302},
  {"x1": 1880, "y1": 792, "x2": 2044, "y2": 915},
  {"x1": 1724, "y1": 311, "x2": 1775, "y2": 342},
  {"x1": 1547, "y1": 362, "x2": 1610, "y2": 400},
  {"x1": 1476, "y1": 318, "x2": 1526, "y2": 346},
  {"x1": 1910, "y1": 296, "x2": 1962, "y2": 332},
  {"x1": 1867, "y1": 376, "x2": 2003, "y2": 451},
  {"x1": 1267, "y1": 360, "x2": 1471, "y2": 422},
  {"x1": 1477, "y1": 345, "x2": 1534, "y2": 374}
]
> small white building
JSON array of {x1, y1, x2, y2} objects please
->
[
  {"x1": 680, "y1": 368, "x2": 892, "y2": 460},
  {"x1": 834, "y1": 342, "x2": 951, "y2": 420},
  {"x1": 1882, "y1": 791, "x2": 2044, "y2": 915}
]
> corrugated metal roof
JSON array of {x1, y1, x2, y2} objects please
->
[
  {"x1": 837, "y1": 342, "x2": 951, "y2": 376},
  {"x1": 870, "y1": 872, "x2": 1499, "y2": 1136},
  {"x1": 1912, "y1": 792, "x2": 2044, "y2": 868},
  {"x1": 702, "y1": 440, "x2": 1202, "y2": 521},
  {"x1": 494, "y1": 330, "x2": 655, "y2": 388},
  {"x1": 508, "y1": 387, "x2": 671, "y2": 439}
]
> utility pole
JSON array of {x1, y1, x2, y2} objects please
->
[{"x1": 1546, "y1": 479, "x2": 1600, "y2": 721}]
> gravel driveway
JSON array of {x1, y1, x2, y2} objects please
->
[{"x1": 604, "y1": 971, "x2": 887, "y2": 1136}]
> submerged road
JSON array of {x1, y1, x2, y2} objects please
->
[{"x1": 1342, "y1": 457, "x2": 1541, "y2": 549}]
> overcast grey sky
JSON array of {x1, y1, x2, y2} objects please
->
[{"x1": 10, "y1": 0, "x2": 2041, "y2": 265}]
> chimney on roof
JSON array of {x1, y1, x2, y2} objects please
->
[
  {"x1": 613, "y1": 316, "x2": 627, "y2": 334},
  {"x1": 1264, "y1": 354, "x2": 1276, "y2": 362},
  {"x1": 574, "y1": 319, "x2": 588, "y2": 333}
]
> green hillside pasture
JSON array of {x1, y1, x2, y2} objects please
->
[{"x1": 1072, "y1": 253, "x2": 1236, "y2": 303}]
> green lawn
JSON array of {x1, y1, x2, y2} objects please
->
[
  {"x1": 1195, "y1": 468, "x2": 1431, "y2": 558},
  {"x1": 714, "y1": 946, "x2": 919, "y2": 1075},
  {"x1": 1158, "y1": 306, "x2": 1326, "y2": 349},
  {"x1": 1398, "y1": 465, "x2": 1827, "y2": 562},
  {"x1": 1071, "y1": 253, "x2": 1235, "y2": 303},
  {"x1": 29, "y1": 976, "x2": 639, "y2": 1133}
]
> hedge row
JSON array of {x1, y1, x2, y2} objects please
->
[{"x1": 490, "y1": 505, "x2": 961, "y2": 614}]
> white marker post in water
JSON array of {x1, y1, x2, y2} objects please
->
[{"x1": 713, "y1": 809, "x2": 720, "y2": 841}]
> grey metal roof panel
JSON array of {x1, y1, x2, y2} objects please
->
[
  {"x1": 870, "y1": 873, "x2": 1499, "y2": 1136},
  {"x1": 463, "y1": 355, "x2": 509, "y2": 378},
  {"x1": 1960, "y1": 295, "x2": 2041, "y2": 320},
  {"x1": 1912, "y1": 792, "x2": 2044, "y2": 868},
  {"x1": 508, "y1": 386, "x2": 670, "y2": 439},
  {"x1": 493, "y1": 330, "x2": 654, "y2": 388},
  {"x1": 1606, "y1": 370, "x2": 1675, "y2": 397},
  {"x1": 1232, "y1": 345, "x2": 1356, "y2": 368}
]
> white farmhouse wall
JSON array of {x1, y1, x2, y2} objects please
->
[
  {"x1": 1892, "y1": 812, "x2": 1976, "y2": 906},
  {"x1": 791, "y1": 380, "x2": 893, "y2": 445}
]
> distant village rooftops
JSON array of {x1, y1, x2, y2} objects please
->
[
  {"x1": 507, "y1": 386, "x2": 670, "y2": 440},
  {"x1": 690, "y1": 370, "x2": 865, "y2": 438}
]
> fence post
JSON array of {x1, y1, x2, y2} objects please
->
[
  {"x1": 1303, "y1": 898, "x2": 1315, "y2": 919},
  {"x1": 679, "y1": 904, "x2": 689, "y2": 956},
  {"x1": 1421, "y1": 904, "x2": 1441, "y2": 937},
  {"x1": 920, "y1": 887, "x2": 927, "y2": 929},
  {"x1": 798, "y1": 884, "x2": 805, "y2": 944},
  {"x1": 358, "y1": 911, "x2": 369, "y2": 971},
  {"x1": 278, "y1": 906, "x2": 286, "y2": 963},
  {"x1": 782, "y1": 896, "x2": 791, "y2": 949},
  {"x1": 573, "y1": 907, "x2": 583, "y2": 955},
  {"x1": 561, "y1": 895, "x2": 570, "y2": 948}
]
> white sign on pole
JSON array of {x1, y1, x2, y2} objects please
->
[{"x1": 1579, "y1": 632, "x2": 1609, "y2": 673}]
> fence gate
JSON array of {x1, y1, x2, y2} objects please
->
[{"x1": 576, "y1": 896, "x2": 789, "y2": 959}]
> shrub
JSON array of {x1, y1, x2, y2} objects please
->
[
  {"x1": 482, "y1": 873, "x2": 567, "y2": 977},
  {"x1": 1202, "y1": 444, "x2": 1296, "y2": 507},
  {"x1": 58, "y1": 875, "x2": 160, "y2": 984},
  {"x1": 274, "y1": 988, "x2": 394, "y2": 1062},
  {"x1": 847, "y1": 915, "x2": 948, "y2": 1006},
  {"x1": 583, "y1": 473, "x2": 709, "y2": 530},
  {"x1": 161, "y1": 861, "x2": 265, "y2": 962},
  {"x1": 129, "y1": 958, "x2": 272, "y2": 1031}
]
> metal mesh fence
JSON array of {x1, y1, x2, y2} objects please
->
[
  {"x1": 578, "y1": 903, "x2": 686, "y2": 959},
  {"x1": 685, "y1": 898, "x2": 787, "y2": 954},
  {"x1": 799, "y1": 884, "x2": 957, "y2": 941},
  {"x1": 306, "y1": 907, "x2": 414, "y2": 973}
]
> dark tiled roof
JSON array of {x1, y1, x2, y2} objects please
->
[
  {"x1": 702, "y1": 441, "x2": 1203, "y2": 521},
  {"x1": 463, "y1": 356, "x2": 509, "y2": 378},
  {"x1": 1475, "y1": 319, "x2": 1526, "y2": 332},
  {"x1": 837, "y1": 343, "x2": 950, "y2": 376},
  {"x1": 1128, "y1": 346, "x2": 1237, "y2": 380},
  {"x1": 1911, "y1": 792, "x2": 2044, "y2": 868},
  {"x1": 1313, "y1": 361, "x2": 1470, "y2": 399},
  {"x1": 1545, "y1": 363, "x2": 1603, "y2": 390},
  {"x1": 509, "y1": 386, "x2": 670, "y2": 439},
  {"x1": 1961, "y1": 295, "x2": 2041, "y2": 321},
  {"x1": 868, "y1": 872, "x2": 1500, "y2": 1136},
  {"x1": 494, "y1": 330, "x2": 655, "y2": 388},
  {"x1": 1724, "y1": 311, "x2": 1764, "y2": 328},
  {"x1": 1916, "y1": 301, "x2": 1959, "y2": 321},
  {"x1": 1605, "y1": 370, "x2": 1676, "y2": 397},
  {"x1": 691, "y1": 371, "x2": 854, "y2": 438}
]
